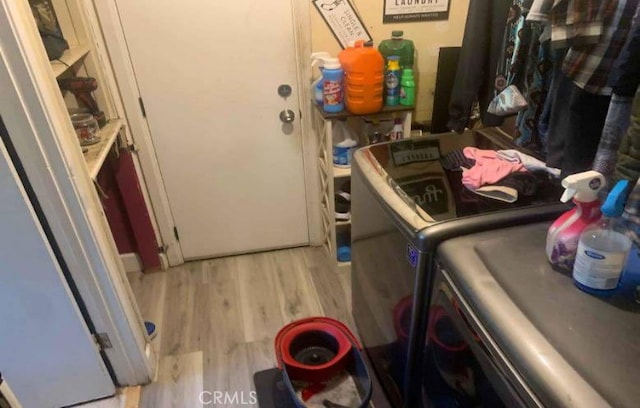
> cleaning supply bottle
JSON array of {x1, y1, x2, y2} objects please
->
[
  {"x1": 310, "y1": 52, "x2": 330, "y2": 106},
  {"x1": 311, "y1": 52, "x2": 344, "y2": 113},
  {"x1": 340, "y1": 40, "x2": 384, "y2": 115},
  {"x1": 573, "y1": 180, "x2": 633, "y2": 295},
  {"x1": 389, "y1": 118, "x2": 404, "y2": 141},
  {"x1": 378, "y1": 30, "x2": 415, "y2": 70},
  {"x1": 546, "y1": 170, "x2": 606, "y2": 271},
  {"x1": 385, "y1": 56, "x2": 401, "y2": 106},
  {"x1": 399, "y1": 68, "x2": 416, "y2": 106},
  {"x1": 332, "y1": 120, "x2": 358, "y2": 168}
]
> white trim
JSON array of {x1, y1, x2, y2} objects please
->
[
  {"x1": 92, "y1": 0, "x2": 183, "y2": 266},
  {"x1": 120, "y1": 253, "x2": 142, "y2": 273},
  {"x1": 291, "y1": 0, "x2": 323, "y2": 245},
  {"x1": 0, "y1": 0, "x2": 154, "y2": 385},
  {"x1": 0, "y1": 377, "x2": 23, "y2": 408}
]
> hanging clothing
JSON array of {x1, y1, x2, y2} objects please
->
[
  {"x1": 610, "y1": 4, "x2": 640, "y2": 97},
  {"x1": 528, "y1": 0, "x2": 604, "y2": 48},
  {"x1": 496, "y1": 0, "x2": 529, "y2": 91},
  {"x1": 448, "y1": 0, "x2": 512, "y2": 133},
  {"x1": 545, "y1": 0, "x2": 638, "y2": 175},
  {"x1": 514, "y1": 22, "x2": 554, "y2": 152},
  {"x1": 621, "y1": 178, "x2": 640, "y2": 245},
  {"x1": 545, "y1": 73, "x2": 612, "y2": 176},
  {"x1": 537, "y1": 48, "x2": 568, "y2": 150},
  {"x1": 592, "y1": 5, "x2": 640, "y2": 181},
  {"x1": 562, "y1": 0, "x2": 639, "y2": 95},
  {"x1": 592, "y1": 94, "x2": 634, "y2": 181},
  {"x1": 616, "y1": 86, "x2": 640, "y2": 181}
]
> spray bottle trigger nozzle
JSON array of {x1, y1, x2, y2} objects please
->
[{"x1": 561, "y1": 188, "x2": 576, "y2": 203}]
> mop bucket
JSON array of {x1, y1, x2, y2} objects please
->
[{"x1": 274, "y1": 317, "x2": 373, "y2": 408}]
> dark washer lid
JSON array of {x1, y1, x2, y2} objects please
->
[{"x1": 437, "y1": 222, "x2": 640, "y2": 408}]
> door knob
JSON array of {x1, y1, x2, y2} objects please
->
[{"x1": 279, "y1": 109, "x2": 295, "y2": 124}]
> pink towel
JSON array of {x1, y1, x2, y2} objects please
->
[{"x1": 462, "y1": 147, "x2": 526, "y2": 190}]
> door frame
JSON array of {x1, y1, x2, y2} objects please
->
[
  {"x1": 0, "y1": 0, "x2": 154, "y2": 386},
  {"x1": 93, "y1": 0, "x2": 322, "y2": 264}
]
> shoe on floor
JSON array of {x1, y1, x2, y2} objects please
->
[
  {"x1": 145, "y1": 321, "x2": 158, "y2": 340},
  {"x1": 335, "y1": 192, "x2": 350, "y2": 221}
]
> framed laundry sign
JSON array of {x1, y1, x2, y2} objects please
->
[
  {"x1": 383, "y1": 0, "x2": 450, "y2": 23},
  {"x1": 313, "y1": 0, "x2": 372, "y2": 49}
]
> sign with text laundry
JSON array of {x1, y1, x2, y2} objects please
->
[
  {"x1": 383, "y1": 0, "x2": 450, "y2": 23},
  {"x1": 313, "y1": 0, "x2": 372, "y2": 49}
]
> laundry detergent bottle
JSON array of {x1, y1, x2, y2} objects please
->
[
  {"x1": 310, "y1": 52, "x2": 330, "y2": 106},
  {"x1": 573, "y1": 180, "x2": 633, "y2": 296},
  {"x1": 546, "y1": 170, "x2": 606, "y2": 271},
  {"x1": 340, "y1": 40, "x2": 384, "y2": 114},
  {"x1": 311, "y1": 52, "x2": 344, "y2": 113}
]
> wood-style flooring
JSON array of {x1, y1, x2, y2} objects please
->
[{"x1": 127, "y1": 246, "x2": 354, "y2": 408}]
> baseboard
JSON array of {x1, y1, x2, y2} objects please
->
[{"x1": 120, "y1": 253, "x2": 142, "y2": 273}]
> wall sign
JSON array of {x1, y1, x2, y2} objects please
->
[
  {"x1": 383, "y1": 0, "x2": 450, "y2": 23},
  {"x1": 313, "y1": 0, "x2": 372, "y2": 49}
]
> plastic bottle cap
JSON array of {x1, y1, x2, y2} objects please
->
[
  {"x1": 323, "y1": 57, "x2": 341, "y2": 69},
  {"x1": 388, "y1": 56, "x2": 400, "y2": 61},
  {"x1": 337, "y1": 246, "x2": 351, "y2": 262},
  {"x1": 402, "y1": 68, "x2": 414, "y2": 78},
  {"x1": 392, "y1": 30, "x2": 404, "y2": 38}
]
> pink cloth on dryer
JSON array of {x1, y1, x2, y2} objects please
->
[{"x1": 462, "y1": 147, "x2": 527, "y2": 190}]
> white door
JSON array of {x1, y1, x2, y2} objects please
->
[
  {"x1": 0, "y1": 138, "x2": 114, "y2": 408},
  {"x1": 112, "y1": 0, "x2": 309, "y2": 259}
]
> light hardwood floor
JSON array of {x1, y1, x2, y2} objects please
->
[{"x1": 127, "y1": 247, "x2": 353, "y2": 408}]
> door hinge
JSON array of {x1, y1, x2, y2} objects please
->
[
  {"x1": 173, "y1": 226, "x2": 180, "y2": 241},
  {"x1": 93, "y1": 333, "x2": 113, "y2": 350},
  {"x1": 158, "y1": 244, "x2": 169, "y2": 253},
  {"x1": 138, "y1": 97, "x2": 147, "y2": 118},
  {"x1": 128, "y1": 143, "x2": 140, "y2": 153}
]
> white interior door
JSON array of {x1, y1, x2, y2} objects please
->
[
  {"x1": 0, "y1": 139, "x2": 114, "y2": 408},
  {"x1": 112, "y1": 0, "x2": 309, "y2": 259}
]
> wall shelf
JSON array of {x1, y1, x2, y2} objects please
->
[
  {"x1": 333, "y1": 166, "x2": 351, "y2": 178},
  {"x1": 337, "y1": 261, "x2": 351, "y2": 274},
  {"x1": 83, "y1": 118, "x2": 124, "y2": 179},
  {"x1": 50, "y1": 44, "x2": 91, "y2": 78},
  {"x1": 313, "y1": 103, "x2": 414, "y2": 120}
]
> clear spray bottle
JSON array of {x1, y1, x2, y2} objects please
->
[{"x1": 573, "y1": 180, "x2": 633, "y2": 295}]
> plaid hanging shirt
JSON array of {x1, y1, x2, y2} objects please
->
[
  {"x1": 528, "y1": 0, "x2": 604, "y2": 47},
  {"x1": 562, "y1": 0, "x2": 639, "y2": 95}
]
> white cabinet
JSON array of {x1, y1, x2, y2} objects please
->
[{"x1": 313, "y1": 105, "x2": 413, "y2": 273}]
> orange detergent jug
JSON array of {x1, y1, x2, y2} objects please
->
[{"x1": 339, "y1": 40, "x2": 384, "y2": 115}]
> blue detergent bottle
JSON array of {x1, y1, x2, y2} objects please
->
[{"x1": 311, "y1": 52, "x2": 344, "y2": 113}]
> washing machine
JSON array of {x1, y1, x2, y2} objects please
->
[{"x1": 350, "y1": 128, "x2": 566, "y2": 407}]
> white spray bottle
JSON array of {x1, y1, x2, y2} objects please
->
[
  {"x1": 546, "y1": 171, "x2": 606, "y2": 271},
  {"x1": 310, "y1": 52, "x2": 331, "y2": 107}
]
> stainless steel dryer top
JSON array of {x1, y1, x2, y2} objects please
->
[{"x1": 438, "y1": 222, "x2": 640, "y2": 408}]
